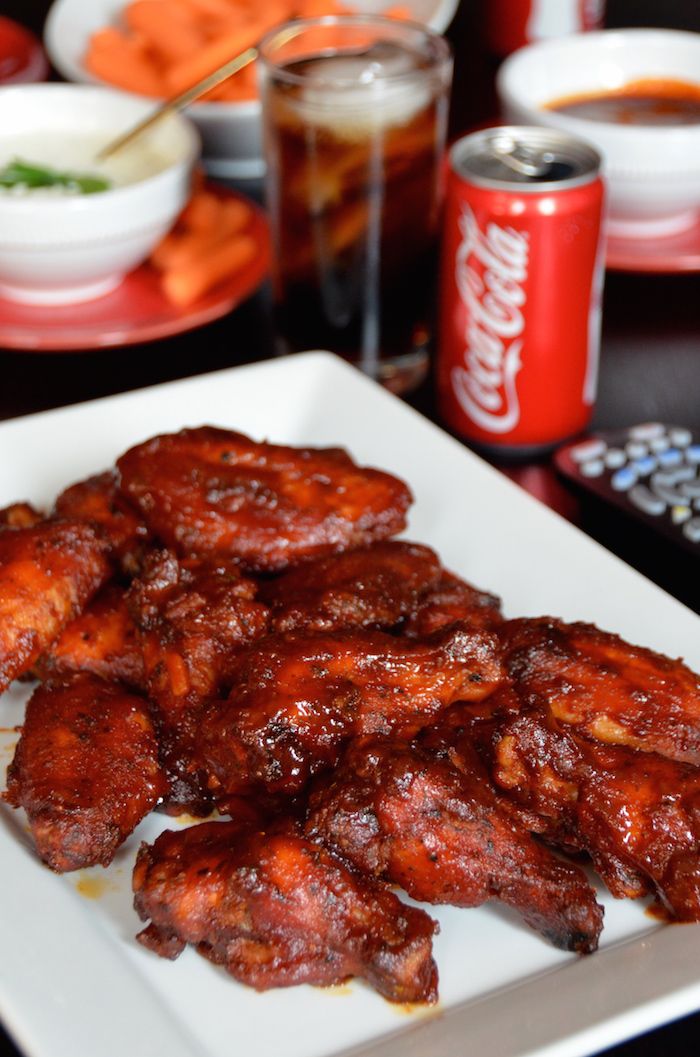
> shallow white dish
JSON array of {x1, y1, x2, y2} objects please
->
[
  {"x1": 44, "y1": 0, "x2": 460, "y2": 180},
  {"x1": 2, "y1": 351, "x2": 700, "y2": 1057},
  {"x1": 497, "y1": 29, "x2": 700, "y2": 239}
]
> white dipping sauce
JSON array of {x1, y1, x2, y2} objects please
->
[{"x1": 0, "y1": 131, "x2": 171, "y2": 193}]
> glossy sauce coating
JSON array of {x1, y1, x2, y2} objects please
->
[
  {"x1": 199, "y1": 624, "x2": 505, "y2": 798},
  {"x1": 5, "y1": 675, "x2": 167, "y2": 871},
  {"x1": 128, "y1": 549, "x2": 270, "y2": 815},
  {"x1": 117, "y1": 426, "x2": 412, "y2": 571},
  {"x1": 0, "y1": 519, "x2": 111, "y2": 692},
  {"x1": 34, "y1": 583, "x2": 144, "y2": 689},
  {"x1": 54, "y1": 469, "x2": 150, "y2": 576},
  {"x1": 260, "y1": 540, "x2": 442, "y2": 633},
  {"x1": 501, "y1": 617, "x2": 700, "y2": 766},
  {"x1": 133, "y1": 820, "x2": 439, "y2": 1002},
  {"x1": 490, "y1": 709, "x2": 700, "y2": 920},
  {"x1": 307, "y1": 732, "x2": 604, "y2": 953}
]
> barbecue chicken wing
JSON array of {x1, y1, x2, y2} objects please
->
[
  {"x1": 128, "y1": 549, "x2": 270, "y2": 813},
  {"x1": 0, "y1": 502, "x2": 43, "y2": 530},
  {"x1": 5, "y1": 675, "x2": 166, "y2": 871},
  {"x1": 54, "y1": 470, "x2": 150, "y2": 576},
  {"x1": 501, "y1": 618, "x2": 700, "y2": 766},
  {"x1": 117, "y1": 426, "x2": 412, "y2": 571},
  {"x1": 259, "y1": 541, "x2": 442, "y2": 633},
  {"x1": 404, "y1": 571, "x2": 503, "y2": 636},
  {"x1": 34, "y1": 583, "x2": 144, "y2": 689},
  {"x1": 199, "y1": 624, "x2": 505, "y2": 799},
  {"x1": 0, "y1": 520, "x2": 111, "y2": 693},
  {"x1": 133, "y1": 820, "x2": 438, "y2": 1002},
  {"x1": 489, "y1": 708, "x2": 700, "y2": 920},
  {"x1": 306, "y1": 731, "x2": 603, "y2": 953}
]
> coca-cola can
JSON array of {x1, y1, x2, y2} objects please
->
[
  {"x1": 438, "y1": 126, "x2": 605, "y2": 454},
  {"x1": 484, "y1": 0, "x2": 606, "y2": 57}
]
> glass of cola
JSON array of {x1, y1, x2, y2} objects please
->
[{"x1": 259, "y1": 15, "x2": 453, "y2": 394}]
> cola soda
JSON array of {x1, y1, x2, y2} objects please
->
[
  {"x1": 484, "y1": 0, "x2": 606, "y2": 57},
  {"x1": 438, "y1": 127, "x2": 605, "y2": 454},
  {"x1": 260, "y1": 17, "x2": 452, "y2": 394}
]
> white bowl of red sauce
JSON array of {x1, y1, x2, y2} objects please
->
[{"x1": 497, "y1": 29, "x2": 700, "y2": 238}]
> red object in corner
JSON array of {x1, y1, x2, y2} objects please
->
[{"x1": 0, "y1": 16, "x2": 48, "y2": 85}]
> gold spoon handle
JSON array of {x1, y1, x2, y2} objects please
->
[{"x1": 96, "y1": 45, "x2": 259, "y2": 162}]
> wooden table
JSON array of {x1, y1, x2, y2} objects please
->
[{"x1": 1, "y1": 2, "x2": 699, "y2": 1056}]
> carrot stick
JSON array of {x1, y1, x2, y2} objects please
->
[
  {"x1": 178, "y1": 190, "x2": 223, "y2": 232},
  {"x1": 162, "y1": 235, "x2": 258, "y2": 305},
  {"x1": 85, "y1": 35, "x2": 166, "y2": 97},
  {"x1": 124, "y1": 1, "x2": 205, "y2": 61},
  {"x1": 152, "y1": 197, "x2": 253, "y2": 270},
  {"x1": 181, "y1": 0, "x2": 244, "y2": 19},
  {"x1": 164, "y1": 21, "x2": 266, "y2": 94}
]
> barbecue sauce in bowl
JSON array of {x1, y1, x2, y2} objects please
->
[{"x1": 546, "y1": 78, "x2": 700, "y2": 126}]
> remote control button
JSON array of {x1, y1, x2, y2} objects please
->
[
  {"x1": 672, "y1": 505, "x2": 692, "y2": 524},
  {"x1": 632, "y1": 455, "x2": 657, "y2": 476},
  {"x1": 629, "y1": 423, "x2": 665, "y2": 441},
  {"x1": 625, "y1": 441, "x2": 648, "y2": 459},
  {"x1": 685, "y1": 445, "x2": 700, "y2": 465},
  {"x1": 657, "y1": 448, "x2": 683, "y2": 468},
  {"x1": 581, "y1": 459, "x2": 605, "y2": 477},
  {"x1": 682, "y1": 517, "x2": 700, "y2": 543},
  {"x1": 650, "y1": 477, "x2": 688, "y2": 506},
  {"x1": 570, "y1": 439, "x2": 606, "y2": 463},
  {"x1": 629, "y1": 484, "x2": 666, "y2": 516},
  {"x1": 670, "y1": 428, "x2": 693, "y2": 448},
  {"x1": 604, "y1": 448, "x2": 626, "y2": 469},
  {"x1": 650, "y1": 436, "x2": 671, "y2": 453},
  {"x1": 680, "y1": 480, "x2": 700, "y2": 499},
  {"x1": 656, "y1": 467, "x2": 696, "y2": 486},
  {"x1": 611, "y1": 467, "x2": 637, "y2": 491}
]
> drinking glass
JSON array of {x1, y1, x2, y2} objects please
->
[{"x1": 259, "y1": 15, "x2": 453, "y2": 394}]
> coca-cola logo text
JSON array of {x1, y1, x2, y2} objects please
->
[{"x1": 451, "y1": 205, "x2": 529, "y2": 434}]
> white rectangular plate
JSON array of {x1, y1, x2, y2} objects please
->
[{"x1": 1, "y1": 352, "x2": 699, "y2": 1057}]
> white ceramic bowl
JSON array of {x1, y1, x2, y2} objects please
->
[
  {"x1": 44, "y1": 0, "x2": 460, "y2": 180},
  {"x1": 0, "y1": 84, "x2": 199, "y2": 304},
  {"x1": 497, "y1": 29, "x2": 700, "y2": 238}
]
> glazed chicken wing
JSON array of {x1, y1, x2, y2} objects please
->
[
  {"x1": 501, "y1": 618, "x2": 700, "y2": 766},
  {"x1": 117, "y1": 426, "x2": 412, "y2": 571},
  {"x1": 306, "y1": 732, "x2": 603, "y2": 953},
  {"x1": 34, "y1": 583, "x2": 144, "y2": 689},
  {"x1": 0, "y1": 502, "x2": 43, "y2": 530},
  {"x1": 133, "y1": 820, "x2": 438, "y2": 1003},
  {"x1": 128, "y1": 549, "x2": 270, "y2": 813},
  {"x1": 199, "y1": 624, "x2": 505, "y2": 799},
  {"x1": 0, "y1": 520, "x2": 111, "y2": 693},
  {"x1": 490, "y1": 709, "x2": 700, "y2": 920},
  {"x1": 5, "y1": 675, "x2": 166, "y2": 871},
  {"x1": 404, "y1": 571, "x2": 503, "y2": 636},
  {"x1": 54, "y1": 470, "x2": 150, "y2": 576},
  {"x1": 259, "y1": 540, "x2": 442, "y2": 633}
]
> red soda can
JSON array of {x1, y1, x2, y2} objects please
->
[
  {"x1": 484, "y1": 0, "x2": 605, "y2": 58},
  {"x1": 438, "y1": 126, "x2": 605, "y2": 454}
]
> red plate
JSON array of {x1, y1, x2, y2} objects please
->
[
  {"x1": 0, "y1": 16, "x2": 48, "y2": 85},
  {"x1": 606, "y1": 212, "x2": 700, "y2": 274},
  {"x1": 0, "y1": 186, "x2": 270, "y2": 352}
]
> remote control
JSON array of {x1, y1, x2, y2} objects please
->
[{"x1": 555, "y1": 423, "x2": 700, "y2": 555}]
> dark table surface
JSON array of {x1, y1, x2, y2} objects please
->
[{"x1": 1, "y1": 2, "x2": 699, "y2": 1056}]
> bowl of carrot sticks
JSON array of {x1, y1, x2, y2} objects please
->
[{"x1": 44, "y1": 0, "x2": 459, "y2": 179}]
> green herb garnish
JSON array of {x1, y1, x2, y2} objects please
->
[{"x1": 0, "y1": 158, "x2": 111, "y2": 194}]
